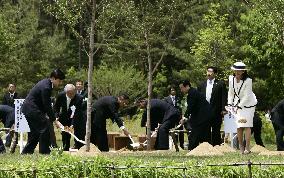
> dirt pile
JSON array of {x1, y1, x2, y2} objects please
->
[
  {"x1": 69, "y1": 144, "x2": 101, "y2": 156},
  {"x1": 186, "y1": 142, "x2": 224, "y2": 156},
  {"x1": 117, "y1": 147, "x2": 133, "y2": 154},
  {"x1": 78, "y1": 144, "x2": 101, "y2": 153},
  {"x1": 214, "y1": 144, "x2": 236, "y2": 153},
  {"x1": 258, "y1": 151, "x2": 284, "y2": 156},
  {"x1": 250, "y1": 145, "x2": 269, "y2": 153}
]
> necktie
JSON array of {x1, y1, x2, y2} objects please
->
[
  {"x1": 209, "y1": 80, "x2": 213, "y2": 85},
  {"x1": 172, "y1": 96, "x2": 175, "y2": 106},
  {"x1": 10, "y1": 94, "x2": 14, "y2": 98},
  {"x1": 67, "y1": 98, "x2": 71, "y2": 109}
]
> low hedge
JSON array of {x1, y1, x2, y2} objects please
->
[{"x1": 0, "y1": 151, "x2": 284, "y2": 177}]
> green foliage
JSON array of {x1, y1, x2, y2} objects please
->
[
  {"x1": 93, "y1": 63, "x2": 147, "y2": 99},
  {"x1": 99, "y1": 0, "x2": 191, "y2": 78},
  {"x1": 106, "y1": 110, "x2": 145, "y2": 135},
  {"x1": 153, "y1": 65, "x2": 168, "y2": 98},
  {"x1": 65, "y1": 66, "x2": 87, "y2": 83},
  {"x1": 0, "y1": 0, "x2": 74, "y2": 98},
  {"x1": 258, "y1": 112, "x2": 275, "y2": 144},
  {"x1": 191, "y1": 3, "x2": 234, "y2": 82},
  {"x1": 0, "y1": 0, "x2": 284, "y2": 109},
  {"x1": 66, "y1": 63, "x2": 147, "y2": 100},
  {"x1": 42, "y1": 0, "x2": 88, "y2": 29},
  {"x1": 238, "y1": 0, "x2": 284, "y2": 106},
  {"x1": 1, "y1": 152, "x2": 284, "y2": 177}
]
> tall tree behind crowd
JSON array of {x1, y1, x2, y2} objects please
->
[{"x1": 0, "y1": 0, "x2": 72, "y2": 97}]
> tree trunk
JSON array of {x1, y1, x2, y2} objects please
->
[
  {"x1": 85, "y1": 0, "x2": 96, "y2": 152},
  {"x1": 145, "y1": 31, "x2": 152, "y2": 151}
]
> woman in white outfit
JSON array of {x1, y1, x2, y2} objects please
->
[{"x1": 228, "y1": 62, "x2": 257, "y2": 154}]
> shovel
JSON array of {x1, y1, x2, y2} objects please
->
[
  {"x1": 58, "y1": 123, "x2": 86, "y2": 145},
  {"x1": 128, "y1": 135, "x2": 140, "y2": 148},
  {"x1": 141, "y1": 129, "x2": 158, "y2": 146},
  {"x1": 141, "y1": 124, "x2": 161, "y2": 146}
]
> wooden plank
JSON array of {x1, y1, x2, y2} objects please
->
[
  {"x1": 114, "y1": 136, "x2": 131, "y2": 150},
  {"x1": 107, "y1": 132, "x2": 120, "y2": 148}
]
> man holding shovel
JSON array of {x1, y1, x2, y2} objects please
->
[
  {"x1": 137, "y1": 98, "x2": 181, "y2": 150},
  {"x1": 91, "y1": 94, "x2": 131, "y2": 151},
  {"x1": 21, "y1": 69, "x2": 65, "y2": 154},
  {"x1": 179, "y1": 80, "x2": 212, "y2": 150},
  {"x1": 54, "y1": 84, "x2": 85, "y2": 150}
]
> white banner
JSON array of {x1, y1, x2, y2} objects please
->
[{"x1": 14, "y1": 99, "x2": 30, "y2": 132}]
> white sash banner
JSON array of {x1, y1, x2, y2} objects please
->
[{"x1": 14, "y1": 99, "x2": 30, "y2": 132}]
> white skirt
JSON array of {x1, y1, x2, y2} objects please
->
[{"x1": 235, "y1": 107, "x2": 255, "y2": 128}]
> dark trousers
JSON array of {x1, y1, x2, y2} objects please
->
[
  {"x1": 210, "y1": 117, "x2": 222, "y2": 146},
  {"x1": 155, "y1": 119, "x2": 176, "y2": 150},
  {"x1": 155, "y1": 114, "x2": 179, "y2": 150},
  {"x1": 175, "y1": 125, "x2": 185, "y2": 149},
  {"x1": 73, "y1": 118, "x2": 86, "y2": 149},
  {"x1": 272, "y1": 123, "x2": 284, "y2": 151},
  {"x1": 59, "y1": 119, "x2": 71, "y2": 151},
  {"x1": 4, "y1": 116, "x2": 15, "y2": 147},
  {"x1": 61, "y1": 132, "x2": 71, "y2": 151},
  {"x1": 22, "y1": 112, "x2": 51, "y2": 154},
  {"x1": 251, "y1": 119, "x2": 265, "y2": 147},
  {"x1": 5, "y1": 132, "x2": 12, "y2": 147},
  {"x1": 188, "y1": 123, "x2": 210, "y2": 150},
  {"x1": 91, "y1": 120, "x2": 109, "y2": 151},
  {"x1": 0, "y1": 138, "x2": 5, "y2": 153},
  {"x1": 49, "y1": 121, "x2": 57, "y2": 148}
]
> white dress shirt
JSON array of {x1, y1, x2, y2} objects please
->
[
  {"x1": 206, "y1": 78, "x2": 215, "y2": 103},
  {"x1": 170, "y1": 95, "x2": 176, "y2": 106},
  {"x1": 9, "y1": 92, "x2": 15, "y2": 98},
  {"x1": 66, "y1": 95, "x2": 71, "y2": 109}
]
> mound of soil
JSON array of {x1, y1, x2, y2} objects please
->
[
  {"x1": 117, "y1": 147, "x2": 133, "y2": 154},
  {"x1": 250, "y1": 145, "x2": 269, "y2": 153},
  {"x1": 214, "y1": 144, "x2": 236, "y2": 153},
  {"x1": 186, "y1": 142, "x2": 224, "y2": 156},
  {"x1": 258, "y1": 151, "x2": 284, "y2": 156},
  {"x1": 69, "y1": 144, "x2": 101, "y2": 156},
  {"x1": 78, "y1": 144, "x2": 101, "y2": 153}
]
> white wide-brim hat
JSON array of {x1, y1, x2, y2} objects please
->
[{"x1": 231, "y1": 61, "x2": 247, "y2": 70}]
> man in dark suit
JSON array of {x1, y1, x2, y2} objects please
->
[
  {"x1": 252, "y1": 112, "x2": 265, "y2": 147},
  {"x1": 21, "y1": 69, "x2": 65, "y2": 154},
  {"x1": 91, "y1": 94, "x2": 131, "y2": 151},
  {"x1": 75, "y1": 80, "x2": 84, "y2": 96},
  {"x1": 2, "y1": 83, "x2": 19, "y2": 108},
  {"x1": 139, "y1": 98, "x2": 181, "y2": 150},
  {"x1": 0, "y1": 105, "x2": 15, "y2": 131},
  {"x1": 179, "y1": 80, "x2": 212, "y2": 150},
  {"x1": 0, "y1": 105, "x2": 15, "y2": 151},
  {"x1": 197, "y1": 67, "x2": 227, "y2": 146},
  {"x1": 270, "y1": 99, "x2": 284, "y2": 151},
  {"x1": 0, "y1": 139, "x2": 4, "y2": 153},
  {"x1": 54, "y1": 84, "x2": 85, "y2": 151},
  {"x1": 164, "y1": 86, "x2": 184, "y2": 149}
]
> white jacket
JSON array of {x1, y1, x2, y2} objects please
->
[{"x1": 228, "y1": 75, "x2": 257, "y2": 108}]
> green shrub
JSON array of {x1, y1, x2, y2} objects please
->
[
  {"x1": 1, "y1": 152, "x2": 284, "y2": 177},
  {"x1": 259, "y1": 112, "x2": 275, "y2": 144}
]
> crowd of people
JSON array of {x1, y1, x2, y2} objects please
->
[{"x1": 0, "y1": 61, "x2": 283, "y2": 154}]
